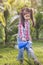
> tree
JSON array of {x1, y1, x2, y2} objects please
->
[
  {"x1": 31, "y1": 0, "x2": 37, "y2": 8},
  {"x1": 35, "y1": 11, "x2": 43, "y2": 39}
]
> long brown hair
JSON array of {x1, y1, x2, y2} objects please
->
[{"x1": 20, "y1": 7, "x2": 34, "y2": 27}]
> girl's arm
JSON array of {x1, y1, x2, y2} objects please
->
[
  {"x1": 18, "y1": 22, "x2": 26, "y2": 41},
  {"x1": 18, "y1": 22, "x2": 22, "y2": 39},
  {"x1": 29, "y1": 34, "x2": 32, "y2": 42}
]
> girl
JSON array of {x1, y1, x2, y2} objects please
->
[{"x1": 17, "y1": 7, "x2": 40, "y2": 65}]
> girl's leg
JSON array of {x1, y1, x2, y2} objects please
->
[
  {"x1": 28, "y1": 47, "x2": 40, "y2": 65},
  {"x1": 17, "y1": 48, "x2": 24, "y2": 64},
  {"x1": 28, "y1": 47, "x2": 37, "y2": 60},
  {"x1": 26, "y1": 41, "x2": 40, "y2": 65},
  {"x1": 17, "y1": 38, "x2": 24, "y2": 64},
  {"x1": 28, "y1": 48, "x2": 40, "y2": 65}
]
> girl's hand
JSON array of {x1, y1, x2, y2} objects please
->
[{"x1": 22, "y1": 37, "x2": 26, "y2": 41}]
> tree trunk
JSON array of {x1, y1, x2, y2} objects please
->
[
  {"x1": 4, "y1": 25, "x2": 8, "y2": 44},
  {"x1": 4, "y1": 9, "x2": 9, "y2": 45},
  {"x1": 36, "y1": 29, "x2": 39, "y2": 40}
]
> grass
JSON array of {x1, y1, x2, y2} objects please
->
[{"x1": 0, "y1": 40, "x2": 43, "y2": 65}]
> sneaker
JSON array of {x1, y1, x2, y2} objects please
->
[
  {"x1": 20, "y1": 60, "x2": 24, "y2": 65},
  {"x1": 34, "y1": 60, "x2": 40, "y2": 65}
]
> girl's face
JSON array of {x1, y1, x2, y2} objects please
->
[{"x1": 23, "y1": 11, "x2": 30, "y2": 20}]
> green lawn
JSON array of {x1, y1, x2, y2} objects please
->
[{"x1": 0, "y1": 40, "x2": 43, "y2": 65}]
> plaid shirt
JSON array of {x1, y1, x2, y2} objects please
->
[{"x1": 18, "y1": 21, "x2": 30, "y2": 40}]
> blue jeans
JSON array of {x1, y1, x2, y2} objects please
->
[{"x1": 17, "y1": 38, "x2": 37, "y2": 61}]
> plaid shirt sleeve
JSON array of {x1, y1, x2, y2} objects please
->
[{"x1": 18, "y1": 22, "x2": 23, "y2": 39}]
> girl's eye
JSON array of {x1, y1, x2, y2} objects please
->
[{"x1": 25, "y1": 14, "x2": 30, "y2": 17}]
